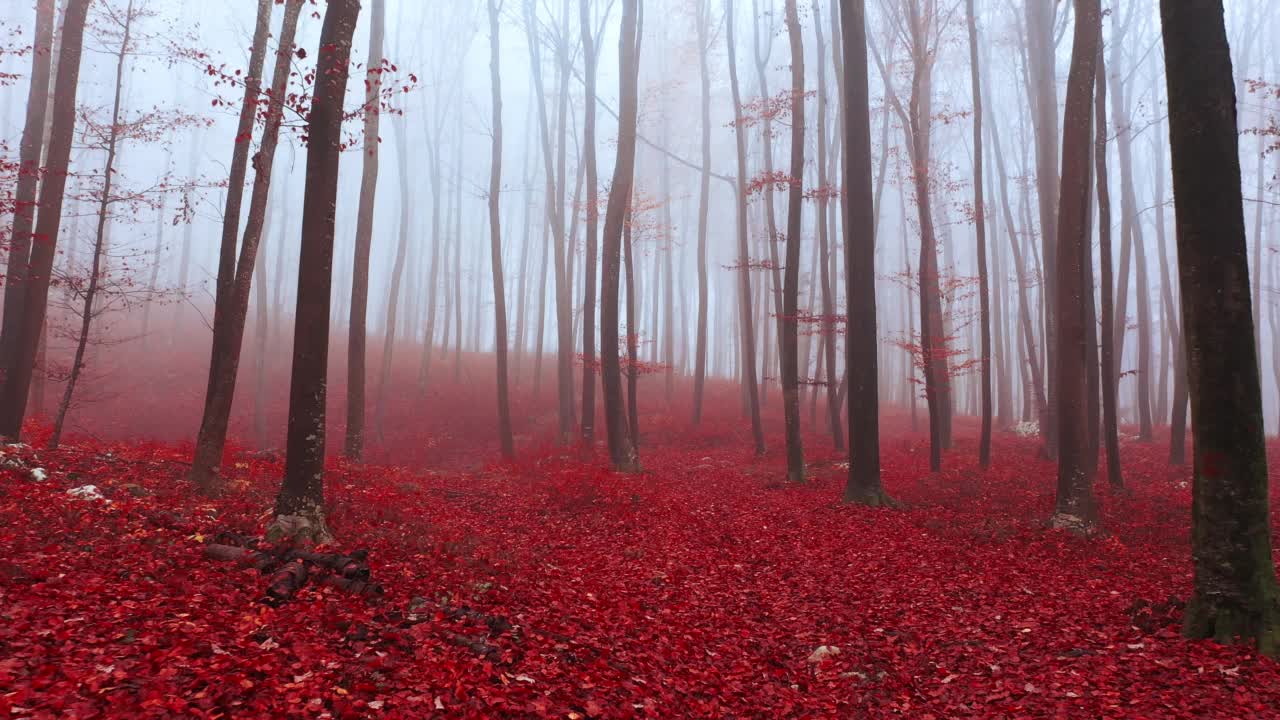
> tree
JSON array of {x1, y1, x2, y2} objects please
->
[
  {"x1": 1094, "y1": 44, "x2": 1122, "y2": 488},
  {"x1": 779, "y1": 0, "x2": 804, "y2": 483},
  {"x1": 1051, "y1": 0, "x2": 1102, "y2": 531},
  {"x1": 1161, "y1": 0, "x2": 1280, "y2": 656},
  {"x1": 188, "y1": 0, "x2": 304, "y2": 492},
  {"x1": 691, "y1": 0, "x2": 712, "y2": 426},
  {"x1": 488, "y1": 0, "x2": 514, "y2": 459},
  {"x1": 840, "y1": 0, "x2": 886, "y2": 506},
  {"x1": 345, "y1": 0, "x2": 386, "y2": 460},
  {"x1": 0, "y1": 0, "x2": 54, "y2": 408},
  {"x1": 964, "y1": 0, "x2": 991, "y2": 468},
  {"x1": 0, "y1": 0, "x2": 90, "y2": 441},
  {"x1": 810, "y1": 0, "x2": 842, "y2": 452},
  {"x1": 725, "y1": 0, "x2": 765, "y2": 456},
  {"x1": 579, "y1": 0, "x2": 600, "y2": 444},
  {"x1": 273, "y1": 0, "x2": 361, "y2": 543},
  {"x1": 599, "y1": 0, "x2": 640, "y2": 472}
]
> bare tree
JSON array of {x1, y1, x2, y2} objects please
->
[
  {"x1": 964, "y1": 0, "x2": 991, "y2": 467},
  {"x1": 273, "y1": 0, "x2": 361, "y2": 543},
  {"x1": 188, "y1": 0, "x2": 304, "y2": 492},
  {"x1": 779, "y1": 0, "x2": 805, "y2": 483},
  {"x1": 345, "y1": 0, "x2": 386, "y2": 460},
  {"x1": 488, "y1": 0, "x2": 515, "y2": 459},
  {"x1": 1162, "y1": 0, "x2": 1280, "y2": 656},
  {"x1": 0, "y1": 0, "x2": 90, "y2": 440},
  {"x1": 1051, "y1": 0, "x2": 1101, "y2": 531},
  {"x1": 1094, "y1": 43, "x2": 1122, "y2": 488}
]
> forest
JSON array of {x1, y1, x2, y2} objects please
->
[{"x1": 0, "y1": 0, "x2": 1278, "y2": 716}]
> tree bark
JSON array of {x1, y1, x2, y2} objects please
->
[
  {"x1": 840, "y1": 0, "x2": 885, "y2": 506},
  {"x1": 965, "y1": 0, "x2": 992, "y2": 468},
  {"x1": 189, "y1": 0, "x2": 303, "y2": 492},
  {"x1": 780, "y1": 0, "x2": 805, "y2": 483},
  {"x1": 599, "y1": 0, "x2": 641, "y2": 472},
  {"x1": 579, "y1": 0, "x2": 600, "y2": 443},
  {"x1": 812, "y1": 0, "x2": 842, "y2": 452},
  {"x1": 1161, "y1": 0, "x2": 1280, "y2": 656},
  {"x1": 487, "y1": 0, "x2": 514, "y2": 459},
  {"x1": 0, "y1": 0, "x2": 89, "y2": 440},
  {"x1": 275, "y1": 0, "x2": 361, "y2": 531},
  {"x1": 1052, "y1": 0, "x2": 1101, "y2": 530},
  {"x1": 1094, "y1": 46, "x2": 1122, "y2": 488},
  {"x1": 344, "y1": 0, "x2": 385, "y2": 460},
  {"x1": 691, "y1": 0, "x2": 712, "y2": 426}
]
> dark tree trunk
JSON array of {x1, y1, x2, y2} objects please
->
[
  {"x1": 1161, "y1": 0, "x2": 1280, "y2": 656},
  {"x1": 0, "y1": 0, "x2": 89, "y2": 440},
  {"x1": 579, "y1": 0, "x2": 600, "y2": 444},
  {"x1": 275, "y1": 0, "x2": 361, "y2": 534},
  {"x1": 812, "y1": 2, "x2": 843, "y2": 452},
  {"x1": 345, "y1": 0, "x2": 385, "y2": 460},
  {"x1": 204, "y1": 0, "x2": 272, "y2": 413},
  {"x1": 1094, "y1": 46, "x2": 1123, "y2": 488},
  {"x1": 624, "y1": 201, "x2": 639, "y2": 451},
  {"x1": 51, "y1": 2, "x2": 134, "y2": 449},
  {"x1": 840, "y1": 0, "x2": 886, "y2": 506},
  {"x1": 599, "y1": 0, "x2": 641, "y2": 472},
  {"x1": 779, "y1": 0, "x2": 805, "y2": 483},
  {"x1": 691, "y1": 0, "x2": 712, "y2": 426},
  {"x1": 0, "y1": 0, "x2": 55, "y2": 413},
  {"x1": 1052, "y1": 0, "x2": 1101, "y2": 530},
  {"x1": 965, "y1": 0, "x2": 992, "y2": 468},
  {"x1": 487, "y1": 0, "x2": 514, "y2": 459},
  {"x1": 188, "y1": 0, "x2": 303, "y2": 492},
  {"x1": 726, "y1": 0, "x2": 765, "y2": 456}
]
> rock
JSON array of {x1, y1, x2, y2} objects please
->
[
  {"x1": 28, "y1": 468, "x2": 47, "y2": 482},
  {"x1": 67, "y1": 485, "x2": 111, "y2": 503},
  {"x1": 807, "y1": 645, "x2": 841, "y2": 664}
]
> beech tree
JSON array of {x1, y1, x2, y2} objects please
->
[
  {"x1": 488, "y1": 0, "x2": 514, "y2": 459},
  {"x1": 0, "y1": 0, "x2": 90, "y2": 441},
  {"x1": 345, "y1": 0, "x2": 386, "y2": 460},
  {"x1": 1051, "y1": 0, "x2": 1101, "y2": 531},
  {"x1": 964, "y1": 0, "x2": 992, "y2": 468},
  {"x1": 273, "y1": 0, "x2": 361, "y2": 543},
  {"x1": 188, "y1": 0, "x2": 304, "y2": 492},
  {"x1": 1161, "y1": 0, "x2": 1280, "y2": 656},
  {"x1": 779, "y1": 0, "x2": 804, "y2": 483}
]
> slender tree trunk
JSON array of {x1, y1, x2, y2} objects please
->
[
  {"x1": 344, "y1": 0, "x2": 385, "y2": 460},
  {"x1": 840, "y1": 0, "x2": 884, "y2": 505},
  {"x1": 0, "y1": 0, "x2": 55, "y2": 404},
  {"x1": 726, "y1": 0, "x2": 765, "y2": 456},
  {"x1": 0, "y1": 0, "x2": 88, "y2": 440},
  {"x1": 487, "y1": 0, "x2": 514, "y2": 459},
  {"x1": 965, "y1": 0, "x2": 992, "y2": 467},
  {"x1": 1052, "y1": 0, "x2": 1101, "y2": 530},
  {"x1": 51, "y1": 3, "x2": 133, "y2": 449},
  {"x1": 375, "y1": 113, "x2": 411, "y2": 438},
  {"x1": 1094, "y1": 46, "x2": 1122, "y2": 488},
  {"x1": 599, "y1": 0, "x2": 641, "y2": 471},
  {"x1": 204, "y1": 0, "x2": 272, "y2": 405},
  {"x1": 691, "y1": 0, "x2": 712, "y2": 426},
  {"x1": 812, "y1": 2, "x2": 842, "y2": 452},
  {"x1": 779, "y1": 0, "x2": 805, "y2": 482},
  {"x1": 188, "y1": 0, "x2": 303, "y2": 492},
  {"x1": 1161, "y1": 0, "x2": 1280, "y2": 656},
  {"x1": 580, "y1": 0, "x2": 600, "y2": 443},
  {"x1": 275, "y1": 0, "x2": 360, "y2": 537},
  {"x1": 624, "y1": 201, "x2": 639, "y2": 450}
]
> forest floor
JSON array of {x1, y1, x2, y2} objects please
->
[{"x1": 3, "y1": 413, "x2": 1280, "y2": 718}]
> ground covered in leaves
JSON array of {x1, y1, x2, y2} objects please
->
[{"x1": 3, "y1": 422, "x2": 1280, "y2": 718}]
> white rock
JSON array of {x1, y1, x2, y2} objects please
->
[
  {"x1": 1013, "y1": 421, "x2": 1040, "y2": 438},
  {"x1": 67, "y1": 485, "x2": 111, "y2": 503},
  {"x1": 29, "y1": 467, "x2": 47, "y2": 482},
  {"x1": 807, "y1": 645, "x2": 841, "y2": 664}
]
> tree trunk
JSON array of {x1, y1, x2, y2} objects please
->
[
  {"x1": 1052, "y1": 0, "x2": 1101, "y2": 531},
  {"x1": 1162, "y1": 0, "x2": 1280, "y2": 656},
  {"x1": 779, "y1": 0, "x2": 805, "y2": 483},
  {"x1": 487, "y1": 0, "x2": 514, "y2": 459},
  {"x1": 579, "y1": 0, "x2": 600, "y2": 443},
  {"x1": 0, "y1": 0, "x2": 55, "y2": 410},
  {"x1": 726, "y1": 0, "x2": 766, "y2": 456},
  {"x1": 275, "y1": 0, "x2": 360, "y2": 535},
  {"x1": 51, "y1": 2, "x2": 133, "y2": 449},
  {"x1": 599, "y1": 0, "x2": 641, "y2": 472},
  {"x1": 624, "y1": 201, "x2": 639, "y2": 450},
  {"x1": 965, "y1": 0, "x2": 992, "y2": 468},
  {"x1": 840, "y1": 0, "x2": 886, "y2": 505},
  {"x1": 344, "y1": 0, "x2": 385, "y2": 460},
  {"x1": 188, "y1": 0, "x2": 303, "y2": 492},
  {"x1": 0, "y1": 0, "x2": 88, "y2": 440},
  {"x1": 1094, "y1": 46, "x2": 1122, "y2": 488},
  {"x1": 812, "y1": 1, "x2": 842, "y2": 453},
  {"x1": 691, "y1": 0, "x2": 712, "y2": 426}
]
